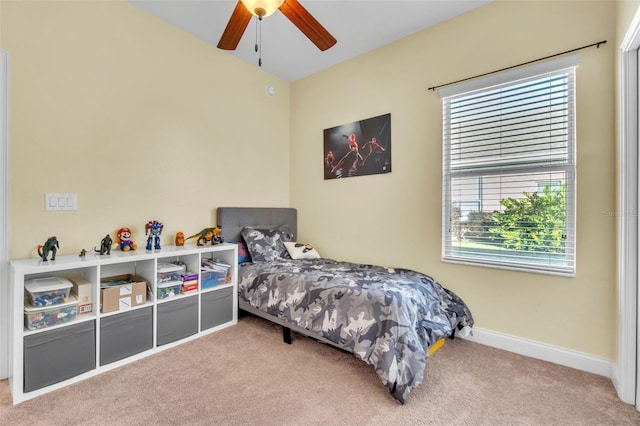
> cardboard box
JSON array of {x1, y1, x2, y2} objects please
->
[
  {"x1": 100, "y1": 274, "x2": 147, "y2": 313},
  {"x1": 67, "y1": 275, "x2": 93, "y2": 315}
]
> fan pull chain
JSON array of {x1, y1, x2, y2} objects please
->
[
  {"x1": 254, "y1": 16, "x2": 263, "y2": 67},
  {"x1": 254, "y1": 16, "x2": 258, "y2": 53},
  {"x1": 258, "y1": 17, "x2": 262, "y2": 67}
]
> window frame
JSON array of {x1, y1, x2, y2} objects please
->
[{"x1": 440, "y1": 54, "x2": 579, "y2": 277}]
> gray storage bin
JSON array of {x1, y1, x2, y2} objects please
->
[
  {"x1": 24, "y1": 320, "x2": 96, "y2": 392},
  {"x1": 157, "y1": 296, "x2": 198, "y2": 345},
  {"x1": 201, "y1": 287, "x2": 233, "y2": 331},
  {"x1": 100, "y1": 306, "x2": 153, "y2": 366}
]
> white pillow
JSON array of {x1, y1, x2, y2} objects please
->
[{"x1": 284, "y1": 241, "x2": 321, "y2": 260}]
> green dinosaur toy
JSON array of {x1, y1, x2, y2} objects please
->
[{"x1": 38, "y1": 236, "x2": 59, "y2": 261}]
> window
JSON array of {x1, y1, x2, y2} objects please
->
[
  {"x1": 440, "y1": 54, "x2": 578, "y2": 276},
  {"x1": 537, "y1": 181, "x2": 562, "y2": 195}
]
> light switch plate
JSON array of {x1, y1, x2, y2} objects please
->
[{"x1": 45, "y1": 193, "x2": 77, "y2": 211}]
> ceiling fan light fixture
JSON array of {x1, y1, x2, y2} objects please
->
[{"x1": 241, "y1": 0, "x2": 284, "y2": 18}]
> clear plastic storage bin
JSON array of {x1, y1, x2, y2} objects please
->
[
  {"x1": 157, "y1": 263, "x2": 186, "y2": 284},
  {"x1": 24, "y1": 295, "x2": 78, "y2": 330},
  {"x1": 25, "y1": 277, "x2": 73, "y2": 307},
  {"x1": 201, "y1": 265, "x2": 229, "y2": 289},
  {"x1": 156, "y1": 280, "x2": 182, "y2": 300}
]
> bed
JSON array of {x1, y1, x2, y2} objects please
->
[{"x1": 217, "y1": 207, "x2": 474, "y2": 404}]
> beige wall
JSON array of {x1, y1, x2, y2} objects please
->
[
  {"x1": 290, "y1": 1, "x2": 617, "y2": 359},
  {"x1": 1, "y1": 0, "x2": 291, "y2": 259},
  {"x1": 0, "y1": 0, "x2": 629, "y2": 363},
  {"x1": 618, "y1": 0, "x2": 640, "y2": 42}
]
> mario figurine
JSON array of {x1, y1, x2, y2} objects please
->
[{"x1": 116, "y1": 227, "x2": 137, "y2": 252}]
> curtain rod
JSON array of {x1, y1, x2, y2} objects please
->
[{"x1": 427, "y1": 40, "x2": 607, "y2": 92}]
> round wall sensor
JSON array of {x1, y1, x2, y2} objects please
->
[{"x1": 266, "y1": 85, "x2": 276, "y2": 96}]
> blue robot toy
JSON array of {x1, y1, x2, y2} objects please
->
[{"x1": 145, "y1": 220, "x2": 164, "y2": 250}]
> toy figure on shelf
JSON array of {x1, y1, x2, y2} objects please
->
[
  {"x1": 186, "y1": 226, "x2": 224, "y2": 246},
  {"x1": 145, "y1": 220, "x2": 163, "y2": 250},
  {"x1": 95, "y1": 234, "x2": 112, "y2": 255},
  {"x1": 175, "y1": 232, "x2": 185, "y2": 246},
  {"x1": 116, "y1": 227, "x2": 137, "y2": 252},
  {"x1": 38, "y1": 236, "x2": 59, "y2": 261}
]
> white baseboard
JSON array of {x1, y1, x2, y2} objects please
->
[{"x1": 461, "y1": 327, "x2": 615, "y2": 380}]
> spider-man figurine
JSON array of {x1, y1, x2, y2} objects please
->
[{"x1": 145, "y1": 220, "x2": 164, "y2": 250}]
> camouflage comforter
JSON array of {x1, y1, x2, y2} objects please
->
[{"x1": 238, "y1": 258, "x2": 474, "y2": 404}]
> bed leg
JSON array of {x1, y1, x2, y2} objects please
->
[{"x1": 283, "y1": 327, "x2": 292, "y2": 344}]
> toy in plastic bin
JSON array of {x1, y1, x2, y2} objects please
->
[
  {"x1": 25, "y1": 276, "x2": 73, "y2": 307},
  {"x1": 156, "y1": 264, "x2": 184, "y2": 300},
  {"x1": 157, "y1": 262, "x2": 185, "y2": 284},
  {"x1": 24, "y1": 296, "x2": 78, "y2": 330},
  {"x1": 145, "y1": 220, "x2": 163, "y2": 250},
  {"x1": 37, "y1": 236, "x2": 59, "y2": 261},
  {"x1": 157, "y1": 281, "x2": 181, "y2": 299},
  {"x1": 116, "y1": 227, "x2": 137, "y2": 251}
]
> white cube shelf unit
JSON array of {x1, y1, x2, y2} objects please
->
[{"x1": 9, "y1": 243, "x2": 238, "y2": 404}]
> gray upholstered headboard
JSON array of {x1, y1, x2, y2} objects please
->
[{"x1": 216, "y1": 207, "x2": 297, "y2": 242}]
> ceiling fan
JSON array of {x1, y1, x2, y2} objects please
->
[{"x1": 217, "y1": 0, "x2": 337, "y2": 52}]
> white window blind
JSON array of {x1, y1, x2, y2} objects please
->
[{"x1": 441, "y1": 55, "x2": 578, "y2": 276}]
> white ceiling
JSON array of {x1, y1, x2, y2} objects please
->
[{"x1": 128, "y1": 0, "x2": 493, "y2": 82}]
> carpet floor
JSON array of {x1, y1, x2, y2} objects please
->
[{"x1": 1, "y1": 313, "x2": 639, "y2": 425}]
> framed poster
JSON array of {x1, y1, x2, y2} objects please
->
[{"x1": 323, "y1": 113, "x2": 391, "y2": 180}]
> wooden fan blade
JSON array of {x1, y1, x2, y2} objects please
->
[
  {"x1": 279, "y1": 0, "x2": 337, "y2": 51},
  {"x1": 217, "y1": 1, "x2": 253, "y2": 50}
]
